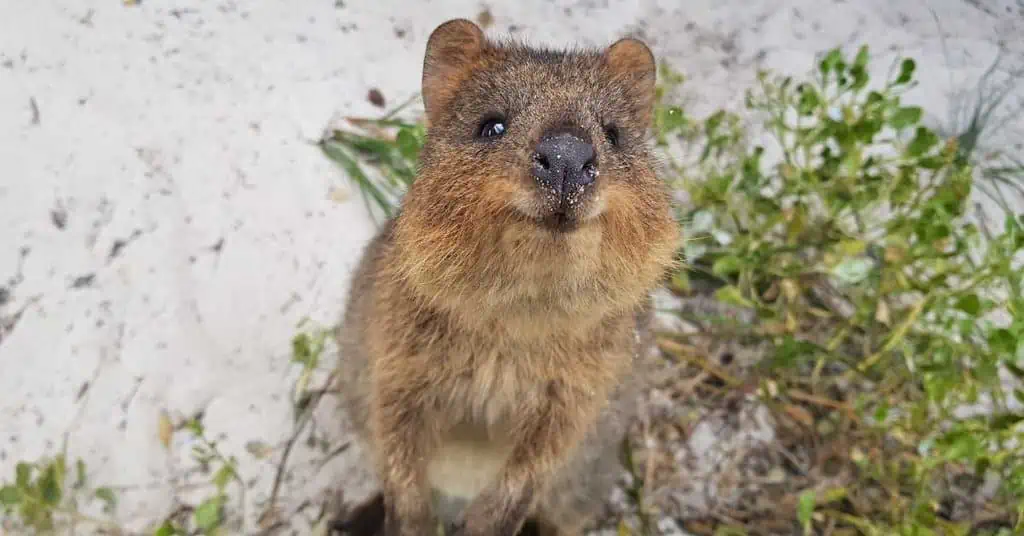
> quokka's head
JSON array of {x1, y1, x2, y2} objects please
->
[
  {"x1": 393, "y1": 20, "x2": 678, "y2": 310},
  {"x1": 406, "y1": 19, "x2": 671, "y2": 235}
]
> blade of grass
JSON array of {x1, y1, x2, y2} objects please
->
[{"x1": 320, "y1": 140, "x2": 395, "y2": 219}]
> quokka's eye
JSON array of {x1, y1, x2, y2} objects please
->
[
  {"x1": 478, "y1": 117, "x2": 507, "y2": 139},
  {"x1": 603, "y1": 124, "x2": 620, "y2": 147}
]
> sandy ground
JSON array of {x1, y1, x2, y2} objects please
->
[{"x1": 1, "y1": 0, "x2": 1022, "y2": 533}]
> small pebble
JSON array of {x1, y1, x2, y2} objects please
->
[{"x1": 367, "y1": 88, "x2": 385, "y2": 108}]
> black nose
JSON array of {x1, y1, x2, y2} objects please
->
[{"x1": 531, "y1": 132, "x2": 597, "y2": 192}]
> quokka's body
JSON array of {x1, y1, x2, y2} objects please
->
[{"x1": 334, "y1": 18, "x2": 678, "y2": 536}]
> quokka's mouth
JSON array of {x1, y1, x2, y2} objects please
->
[{"x1": 537, "y1": 211, "x2": 584, "y2": 233}]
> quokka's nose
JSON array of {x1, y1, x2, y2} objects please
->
[{"x1": 531, "y1": 132, "x2": 597, "y2": 193}]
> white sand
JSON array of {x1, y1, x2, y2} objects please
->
[{"x1": 1, "y1": 0, "x2": 1021, "y2": 533}]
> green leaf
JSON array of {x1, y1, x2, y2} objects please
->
[
  {"x1": 941, "y1": 429, "x2": 983, "y2": 461},
  {"x1": 212, "y1": 464, "x2": 236, "y2": 491},
  {"x1": 711, "y1": 255, "x2": 743, "y2": 278},
  {"x1": 75, "y1": 458, "x2": 87, "y2": 490},
  {"x1": 989, "y1": 328, "x2": 1016, "y2": 355},
  {"x1": 889, "y1": 106, "x2": 922, "y2": 129},
  {"x1": 715, "y1": 285, "x2": 752, "y2": 308},
  {"x1": 820, "y1": 487, "x2": 848, "y2": 504},
  {"x1": 154, "y1": 520, "x2": 180, "y2": 536},
  {"x1": 671, "y1": 271, "x2": 691, "y2": 294},
  {"x1": 39, "y1": 464, "x2": 62, "y2": 505},
  {"x1": 849, "y1": 65, "x2": 869, "y2": 90},
  {"x1": 819, "y1": 49, "x2": 843, "y2": 78},
  {"x1": 852, "y1": 117, "x2": 882, "y2": 141},
  {"x1": 739, "y1": 147, "x2": 765, "y2": 191},
  {"x1": 797, "y1": 85, "x2": 821, "y2": 115},
  {"x1": 52, "y1": 455, "x2": 66, "y2": 486},
  {"x1": 0, "y1": 485, "x2": 21, "y2": 507},
  {"x1": 797, "y1": 489, "x2": 816, "y2": 527},
  {"x1": 185, "y1": 416, "x2": 205, "y2": 437},
  {"x1": 990, "y1": 413, "x2": 1024, "y2": 431},
  {"x1": 291, "y1": 333, "x2": 312, "y2": 365},
  {"x1": 955, "y1": 294, "x2": 981, "y2": 316},
  {"x1": 321, "y1": 140, "x2": 397, "y2": 218},
  {"x1": 896, "y1": 58, "x2": 916, "y2": 84},
  {"x1": 15, "y1": 462, "x2": 32, "y2": 488},
  {"x1": 395, "y1": 127, "x2": 422, "y2": 162},
  {"x1": 835, "y1": 239, "x2": 866, "y2": 257},
  {"x1": 767, "y1": 338, "x2": 821, "y2": 369},
  {"x1": 21, "y1": 501, "x2": 52, "y2": 531},
  {"x1": 831, "y1": 257, "x2": 874, "y2": 285},
  {"x1": 704, "y1": 110, "x2": 725, "y2": 135},
  {"x1": 873, "y1": 402, "x2": 890, "y2": 423},
  {"x1": 974, "y1": 457, "x2": 992, "y2": 480},
  {"x1": 194, "y1": 496, "x2": 224, "y2": 531},
  {"x1": 656, "y1": 105, "x2": 688, "y2": 139},
  {"x1": 95, "y1": 487, "x2": 117, "y2": 513},
  {"x1": 906, "y1": 126, "x2": 939, "y2": 157},
  {"x1": 853, "y1": 46, "x2": 869, "y2": 69},
  {"x1": 865, "y1": 90, "x2": 885, "y2": 107}
]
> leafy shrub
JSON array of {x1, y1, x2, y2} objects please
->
[{"x1": 657, "y1": 46, "x2": 1023, "y2": 535}]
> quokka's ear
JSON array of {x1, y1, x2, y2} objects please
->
[
  {"x1": 422, "y1": 19, "x2": 486, "y2": 125},
  {"x1": 602, "y1": 37, "x2": 657, "y2": 129}
]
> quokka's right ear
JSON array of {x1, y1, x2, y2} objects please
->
[
  {"x1": 602, "y1": 37, "x2": 657, "y2": 130},
  {"x1": 422, "y1": 19, "x2": 486, "y2": 126}
]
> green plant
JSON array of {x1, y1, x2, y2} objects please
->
[
  {"x1": 155, "y1": 321, "x2": 343, "y2": 535},
  {"x1": 0, "y1": 322, "x2": 348, "y2": 536},
  {"x1": 319, "y1": 95, "x2": 425, "y2": 221},
  {"x1": 152, "y1": 413, "x2": 245, "y2": 536},
  {"x1": 255, "y1": 320, "x2": 346, "y2": 534},
  {"x1": 0, "y1": 452, "x2": 119, "y2": 534},
  {"x1": 661, "y1": 46, "x2": 1023, "y2": 534},
  {"x1": 935, "y1": 45, "x2": 1024, "y2": 220},
  {"x1": 1, "y1": 413, "x2": 248, "y2": 536}
]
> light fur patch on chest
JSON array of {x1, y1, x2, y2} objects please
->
[{"x1": 427, "y1": 434, "x2": 513, "y2": 521}]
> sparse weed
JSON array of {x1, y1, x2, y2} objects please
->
[
  {"x1": 0, "y1": 451, "x2": 119, "y2": 534},
  {"x1": 319, "y1": 95, "x2": 425, "y2": 222},
  {"x1": 1, "y1": 321, "x2": 338, "y2": 535},
  {"x1": 931, "y1": 32, "x2": 1024, "y2": 220},
  {"x1": 151, "y1": 413, "x2": 246, "y2": 536}
]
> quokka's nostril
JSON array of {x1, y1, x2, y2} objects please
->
[
  {"x1": 533, "y1": 153, "x2": 551, "y2": 170},
  {"x1": 582, "y1": 161, "x2": 597, "y2": 178}
]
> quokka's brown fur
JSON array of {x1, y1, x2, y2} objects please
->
[{"x1": 334, "y1": 18, "x2": 679, "y2": 536}]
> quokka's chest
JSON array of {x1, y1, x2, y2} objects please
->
[
  {"x1": 426, "y1": 423, "x2": 514, "y2": 523},
  {"x1": 423, "y1": 351, "x2": 546, "y2": 510}
]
